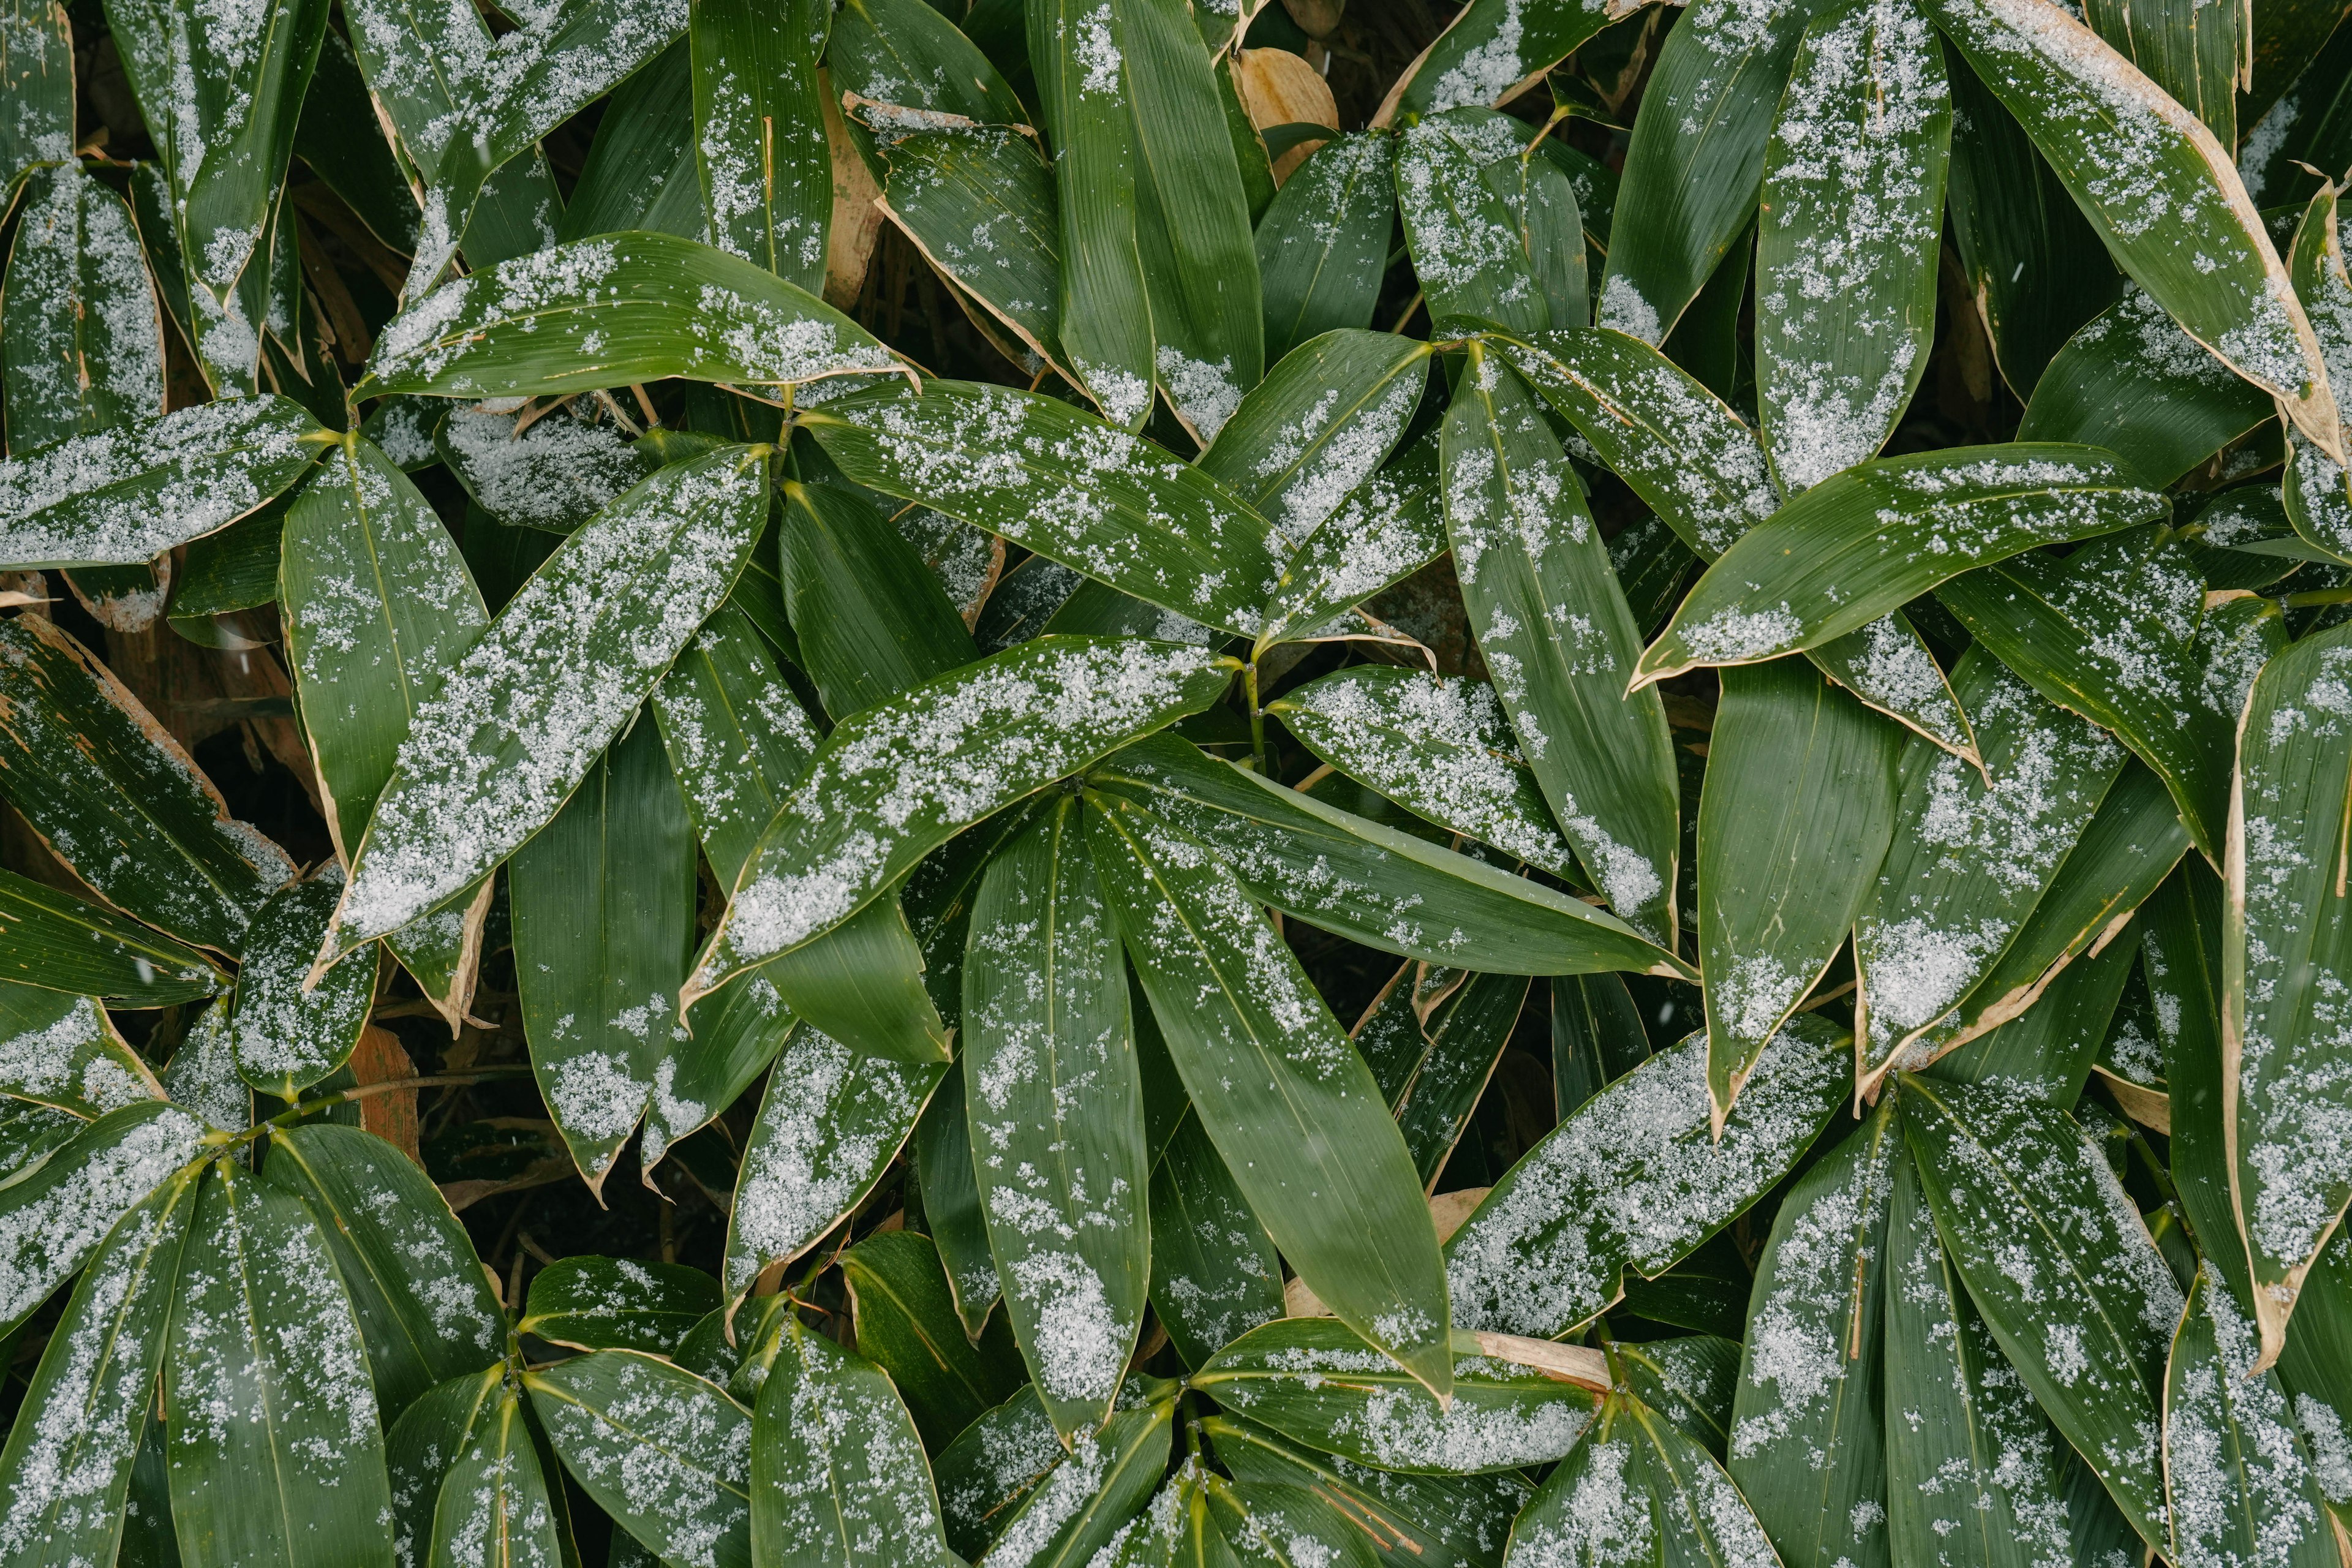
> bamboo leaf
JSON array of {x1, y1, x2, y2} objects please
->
[
  {"x1": 0, "y1": 163, "x2": 164, "y2": 454},
  {"x1": 799, "y1": 379, "x2": 1284, "y2": 635},
  {"x1": 652, "y1": 601, "x2": 822, "y2": 886},
  {"x1": 749, "y1": 1314, "x2": 965, "y2": 1568},
  {"x1": 830, "y1": 0, "x2": 1028, "y2": 133},
  {"x1": 691, "y1": 0, "x2": 831, "y2": 293},
  {"x1": 937, "y1": 1385, "x2": 1068, "y2": 1559},
  {"x1": 437, "y1": 406, "x2": 659, "y2": 537},
  {"x1": 1549, "y1": 972, "x2": 1651, "y2": 1118},
  {"x1": 1395, "y1": 110, "x2": 1552, "y2": 337},
  {"x1": 1698, "y1": 658, "x2": 1900, "y2": 1123},
  {"x1": 839, "y1": 1226, "x2": 1027, "y2": 1453},
  {"x1": 1257, "y1": 134, "x2": 1396, "y2": 365},
  {"x1": 292, "y1": 29, "x2": 420, "y2": 254},
  {"x1": 780, "y1": 478, "x2": 978, "y2": 717},
  {"x1": 1754, "y1": 0, "x2": 1951, "y2": 494},
  {"x1": 0, "y1": 864, "x2": 224, "y2": 1003},
  {"x1": 1614, "y1": 1336, "x2": 1740, "y2": 1460},
  {"x1": 389, "y1": 1368, "x2": 502, "y2": 1568},
  {"x1": 688, "y1": 636, "x2": 1234, "y2": 1000},
  {"x1": 521, "y1": 1255, "x2": 720, "y2": 1354},
  {"x1": 2282, "y1": 179, "x2": 2352, "y2": 563},
  {"x1": 915, "y1": 1050, "x2": 1005, "y2": 1335},
  {"x1": 0, "y1": 0, "x2": 69, "y2": 190},
  {"x1": 230, "y1": 869, "x2": 376, "y2": 1099},
  {"x1": 1191, "y1": 1320, "x2": 1602, "y2": 1475},
  {"x1": 527, "y1": 1349, "x2": 751, "y2": 1568},
  {"x1": 1444, "y1": 342, "x2": 1680, "y2": 941},
  {"x1": 325, "y1": 444, "x2": 771, "y2": 956},
  {"x1": 429, "y1": 1381, "x2": 567, "y2": 1568},
  {"x1": 1145, "y1": 1109, "x2": 1284, "y2": 1368},
  {"x1": 0, "y1": 1096, "x2": 206, "y2": 1335},
  {"x1": 1637, "y1": 445, "x2": 2166, "y2": 682},
  {"x1": 1923, "y1": 909, "x2": 2142, "y2": 1107},
  {"x1": 1442, "y1": 1017, "x2": 1847, "y2": 1340},
  {"x1": 0, "y1": 982, "x2": 160, "y2": 1118},
  {"x1": 976, "y1": 1384, "x2": 1176, "y2": 1568},
  {"x1": 557, "y1": 39, "x2": 706, "y2": 244},
  {"x1": 1387, "y1": 0, "x2": 1643, "y2": 119},
  {"x1": 878, "y1": 127, "x2": 1069, "y2": 378},
  {"x1": 1255, "y1": 436, "x2": 1447, "y2": 650},
  {"x1": 1354, "y1": 967, "x2": 1532, "y2": 1189}
]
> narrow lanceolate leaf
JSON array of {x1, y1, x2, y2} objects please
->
[
  {"x1": 653, "y1": 602, "x2": 821, "y2": 886},
  {"x1": 1755, "y1": 0, "x2": 1951, "y2": 494},
  {"x1": 720, "y1": 1027, "x2": 946, "y2": 1308},
  {"x1": 978, "y1": 1384, "x2": 1176, "y2": 1568},
  {"x1": 362, "y1": 235, "x2": 901, "y2": 399},
  {"x1": 1884, "y1": 1149, "x2": 2135, "y2": 1568},
  {"x1": 1927, "y1": 0, "x2": 2340, "y2": 455},
  {"x1": 1257, "y1": 135, "x2": 1396, "y2": 365},
  {"x1": 2164, "y1": 1268, "x2": 2339, "y2": 1568},
  {"x1": 521, "y1": 1256, "x2": 717, "y2": 1355},
  {"x1": 840, "y1": 1226, "x2": 1025, "y2": 1451},
  {"x1": 0, "y1": 394, "x2": 324, "y2": 568},
  {"x1": 1395, "y1": 111, "x2": 1550, "y2": 336},
  {"x1": 430, "y1": 1381, "x2": 565, "y2": 1568},
  {"x1": 0, "y1": 866, "x2": 223, "y2": 1003},
  {"x1": 1204, "y1": 1473, "x2": 1386, "y2": 1568},
  {"x1": 1387, "y1": 0, "x2": 1640, "y2": 119},
  {"x1": 691, "y1": 0, "x2": 831, "y2": 293},
  {"x1": 0, "y1": 1163, "x2": 197, "y2": 1568},
  {"x1": 1357, "y1": 967, "x2": 1532, "y2": 1189},
  {"x1": 1097, "y1": 734, "x2": 1686, "y2": 980},
  {"x1": 690, "y1": 638, "x2": 1232, "y2": 1000},
  {"x1": 1445, "y1": 345, "x2": 1680, "y2": 942},
  {"x1": 2282, "y1": 181, "x2": 2352, "y2": 562},
  {"x1": 229, "y1": 869, "x2": 374, "y2": 1099},
  {"x1": 282, "y1": 432, "x2": 492, "y2": 859},
  {"x1": 1197, "y1": 333, "x2": 1428, "y2": 552},
  {"x1": 1597, "y1": 0, "x2": 1832, "y2": 344},
  {"x1": 801, "y1": 380, "x2": 1283, "y2": 635},
  {"x1": 262, "y1": 1125, "x2": 504, "y2": 1424},
  {"x1": 1940, "y1": 525, "x2": 2244, "y2": 861},
  {"x1": 1030, "y1": 0, "x2": 1155, "y2": 428},
  {"x1": 782, "y1": 478, "x2": 977, "y2": 717},
  {"x1": 879, "y1": 127, "x2": 1069, "y2": 376},
  {"x1": 1443, "y1": 1019, "x2": 1848, "y2": 1340},
  {"x1": 1726, "y1": 1097, "x2": 1899, "y2": 1568},
  {"x1": 0, "y1": 0, "x2": 69, "y2": 188},
  {"x1": 1901, "y1": 1074, "x2": 2187, "y2": 1550},
  {"x1": 437, "y1": 405, "x2": 658, "y2": 537},
  {"x1": 829, "y1": 0, "x2": 1027, "y2": 132},
  {"x1": 325, "y1": 445, "x2": 771, "y2": 956},
  {"x1": 1616, "y1": 1338, "x2": 1740, "y2": 1459},
  {"x1": 1087, "y1": 794, "x2": 1455, "y2": 1400},
  {"x1": 936, "y1": 1387, "x2": 1067, "y2": 1559},
  {"x1": 1700, "y1": 661, "x2": 1899, "y2": 1123},
  {"x1": 2277, "y1": 1233, "x2": 2352, "y2": 1534},
  {"x1": 1147, "y1": 1111, "x2": 1284, "y2": 1366},
  {"x1": 750, "y1": 1316, "x2": 963, "y2": 1568},
  {"x1": 1256, "y1": 438, "x2": 1447, "y2": 650},
  {"x1": 166, "y1": 1159, "x2": 394, "y2": 1568},
  {"x1": 1637, "y1": 446, "x2": 2167, "y2": 682},
  {"x1": 529, "y1": 1352, "x2": 750, "y2": 1568},
  {"x1": 389, "y1": 1373, "x2": 502, "y2": 1568},
  {"x1": 1271, "y1": 668, "x2": 1578, "y2": 880},
  {"x1": 2227, "y1": 620, "x2": 2352, "y2": 1363},
  {"x1": 1192, "y1": 1321, "x2": 1602, "y2": 1476},
  {"x1": 0, "y1": 1098, "x2": 205, "y2": 1335},
  {"x1": 0, "y1": 982, "x2": 158, "y2": 1117},
  {"x1": 0, "y1": 163, "x2": 162, "y2": 452},
  {"x1": 965, "y1": 797, "x2": 1148, "y2": 1438},
  {"x1": 1853, "y1": 650, "x2": 2126, "y2": 1080},
  {"x1": 2016, "y1": 286, "x2": 2275, "y2": 489}
]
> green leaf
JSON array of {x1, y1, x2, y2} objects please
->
[
  {"x1": 437, "y1": 406, "x2": 659, "y2": 537},
  {"x1": 831, "y1": 0, "x2": 1028, "y2": 132},
  {"x1": 914, "y1": 1049, "x2": 1004, "y2": 1335},
  {"x1": 429, "y1": 1379, "x2": 568, "y2": 1568},
  {"x1": 1852, "y1": 648, "x2": 2127, "y2": 1082},
  {"x1": 1085, "y1": 791, "x2": 1453, "y2": 1398},
  {"x1": 1613, "y1": 1336, "x2": 1740, "y2": 1460},
  {"x1": 1927, "y1": 0, "x2": 2342, "y2": 453},
  {"x1": 2277, "y1": 1228, "x2": 2352, "y2": 1533},
  {"x1": 1257, "y1": 134, "x2": 1396, "y2": 366},
  {"x1": 799, "y1": 380, "x2": 1283, "y2": 635},
  {"x1": 527, "y1": 1350, "x2": 751, "y2": 1568},
  {"x1": 718, "y1": 1023, "x2": 945, "y2": 1309},
  {"x1": 1090, "y1": 734, "x2": 1681, "y2": 979},
  {"x1": 161, "y1": 1000, "x2": 251, "y2": 1134},
  {"x1": 1355, "y1": 967, "x2": 1532, "y2": 1189},
  {"x1": 1939, "y1": 524, "x2": 2257, "y2": 861},
  {"x1": 0, "y1": 1096, "x2": 206, "y2": 1333},
  {"x1": 0, "y1": 0, "x2": 69, "y2": 190},
  {"x1": 1387, "y1": 0, "x2": 1640, "y2": 119},
  {"x1": 691, "y1": 0, "x2": 831, "y2": 292},
  {"x1": 1636, "y1": 445, "x2": 2168, "y2": 682},
  {"x1": 1203, "y1": 1476, "x2": 1386, "y2": 1568},
  {"x1": 781, "y1": 478, "x2": 978, "y2": 717},
  {"x1": 877, "y1": 126, "x2": 1069, "y2": 377},
  {"x1": 1145, "y1": 1109, "x2": 1283, "y2": 1367},
  {"x1": 653, "y1": 601, "x2": 822, "y2": 887},
  {"x1": 1443, "y1": 1018, "x2": 1848, "y2": 1340},
  {"x1": 1725, "y1": 1096, "x2": 1898, "y2": 1568},
  {"x1": 557, "y1": 39, "x2": 706, "y2": 244},
  {"x1": 0, "y1": 1101, "x2": 81, "y2": 1186},
  {"x1": 1549, "y1": 972, "x2": 1650, "y2": 1118},
  {"x1": 0, "y1": 863, "x2": 224, "y2": 1004},
  {"x1": 229, "y1": 869, "x2": 375, "y2": 1099},
  {"x1": 261, "y1": 1123, "x2": 507, "y2": 1425},
  {"x1": 1028, "y1": 0, "x2": 1155, "y2": 428},
  {"x1": 1394, "y1": 110, "x2": 1552, "y2": 337},
  {"x1": 749, "y1": 1314, "x2": 965, "y2": 1568},
  {"x1": 326, "y1": 443, "x2": 771, "y2": 955},
  {"x1": 1443, "y1": 344, "x2": 1680, "y2": 939},
  {"x1": 0, "y1": 981, "x2": 160, "y2": 1117},
  {"x1": 165, "y1": 1158, "x2": 396, "y2": 1568},
  {"x1": 2226, "y1": 618, "x2": 2352, "y2": 1360},
  {"x1": 1754, "y1": 0, "x2": 1950, "y2": 493},
  {"x1": 0, "y1": 394, "x2": 326, "y2": 568},
  {"x1": 0, "y1": 1161, "x2": 197, "y2": 1568},
  {"x1": 1923, "y1": 911, "x2": 2141, "y2": 1107},
  {"x1": 1698, "y1": 658, "x2": 1899, "y2": 1123},
  {"x1": 521, "y1": 1256, "x2": 721, "y2": 1354},
  {"x1": 976, "y1": 1384, "x2": 1177, "y2": 1568},
  {"x1": 936, "y1": 1385, "x2": 1067, "y2": 1558},
  {"x1": 1598, "y1": 0, "x2": 1832, "y2": 344},
  {"x1": 390, "y1": 1370, "x2": 502, "y2": 1568},
  {"x1": 1, "y1": 163, "x2": 164, "y2": 454},
  {"x1": 963, "y1": 796, "x2": 1149, "y2": 1436},
  {"x1": 1883, "y1": 1148, "x2": 2136, "y2": 1568},
  {"x1": 1197, "y1": 332, "x2": 1429, "y2": 552},
  {"x1": 1201, "y1": 1412, "x2": 1531, "y2": 1568},
  {"x1": 688, "y1": 636, "x2": 1234, "y2": 999},
  {"x1": 2016, "y1": 286, "x2": 2275, "y2": 488},
  {"x1": 2283, "y1": 180, "x2": 2352, "y2": 563},
  {"x1": 2164, "y1": 1266, "x2": 2340, "y2": 1568},
  {"x1": 362, "y1": 235, "x2": 902, "y2": 399},
  {"x1": 2138, "y1": 858, "x2": 2244, "y2": 1283},
  {"x1": 1899, "y1": 1072, "x2": 2186, "y2": 1550},
  {"x1": 292, "y1": 29, "x2": 420, "y2": 253},
  {"x1": 1192, "y1": 1320, "x2": 1603, "y2": 1475},
  {"x1": 840, "y1": 1229, "x2": 1027, "y2": 1452},
  {"x1": 1254, "y1": 435, "x2": 1447, "y2": 651}
]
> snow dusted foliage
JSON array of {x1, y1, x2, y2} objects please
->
[{"x1": 529, "y1": 1351, "x2": 751, "y2": 1568}]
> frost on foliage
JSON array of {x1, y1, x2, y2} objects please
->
[
  {"x1": 1416, "y1": 0, "x2": 1621, "y2": 113},
  {"x1": 1856, "y1": 663, "x2": 2123, "y2": 1063},
  {"x1": 232, "y1": 870, "x2": 373, "y2": 1092},
  {"x1": 710, "y1": 640, "x2": 1223, "y2": 971},
  {"x1": 435, "y1": 1408, "x2": 561, "y2": 1568},
  {"x1": 1445, "y1": 1022, "x2": 1844, "y2": 1338},
  {"x1": 1237, "y1": 370, "x2": 1423, "y2": 551},
  {"x1": 0, "y1": 396, "x2": 318, "y2": 568},
  {"x1": 2077, "y1": 285, "x2": 2244, "y2": 391},
  {"x1": 1154, "y1": 1139, "x2": 1282, "y2": 1357},
  {"x1": 334, "y1": 452, "x2": 766, "y2": 945},
  {"x1": 1757, "y1": 0, "x2": 1947, "y2": 493},
  {"x1": 1509, "y1": 1410, "x2": 1779, "y2": 1568},
  {"x1": 536, "y1": 1355, "x2": 748, "y2": 1568},
  {"x1": 699, "y1": 58, "x2": 826, "y2": 280},
  {"x1": 941, "y1": 1391, "x2": 1065, "y2": 1552},
  {"x1": 1395, "y1": 113, "x2": 1537, "y2": 323},
  {"x1": 724, "y1": 1028, "x2": 940, "y2": 1295},
  {"x1": 1156, "y1": 346, "x2": 1245, "y2": 446},
  {"x1": 760, "y1": 1327, "x2": 959, "y2": 1568},
  {"x1": 296, "y1": 1130, "x2": 503, "y2": 1358},
  {"x1": 1506, "y1": 1436, "x2": 1654, "y2": 1568},
  {"x1": 1275, "y1": 669, "x2": 1577, "y2": 876},
  {"x1": 897, "y1": 507, "x2": 1004, "y2": 622},
  {"x1": 1262, "y1": 444, "x2": 1446, "y2": 639},
  {"x1": 0, "y1": 1104, "x2": 203, "y2": 1329},
  {"x1": 0, "y1": 990, "x2": 154, "y2": 1118},
  {"x1": 162, "y1": 1003, "x2": 249, "y2": 1134},
  {"x1": 439, "y1": 405, "x2": 656, "y2": 532},
  {"x1": 982, "y1": 1423, "x2": 1112, "y2": 1568},
  {"x1": 2165, "y1": 1277, "x2": 2331, "y2": 1568},
  {"x1": 3, "y1": 165, "x2": 164, "y2": 449},
  {"x1": 1823, "y1": 615, "x2": 1966, "y2": 741}
]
